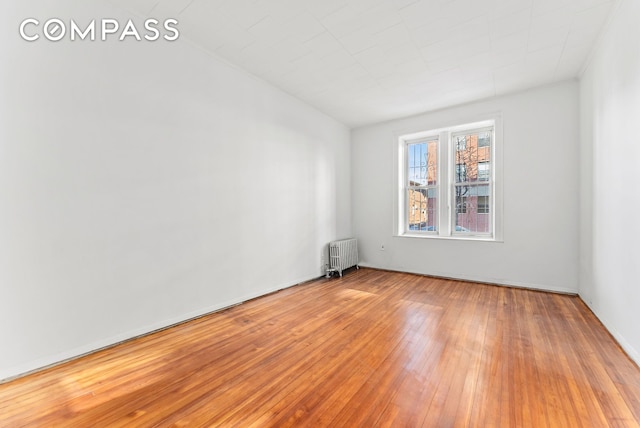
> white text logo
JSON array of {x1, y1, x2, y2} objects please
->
[{"x1": 19, "y1": 18, "x2": 180, "y2": 42}]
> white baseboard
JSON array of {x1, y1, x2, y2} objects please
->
[
  {"x1": 357, "y1": 262, "x2": 578, "y2": 295},
  {"x1": 0, "y1": 274, "x2": 321, "y2": 383},
  {"x1": 580, "y1": 298, "x2": 640, "y2": 367}
]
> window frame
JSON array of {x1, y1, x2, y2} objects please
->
[{"x1": 394, "y1": 115, "x2": 503, "y2": 242}]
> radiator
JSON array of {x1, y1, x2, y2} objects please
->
[{"x1": 328, "y1": 238, "x2": 359, "y2": 277}]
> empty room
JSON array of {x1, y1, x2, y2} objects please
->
[{"x1": 1, "y1": 0, "x2": 639, "y2": 426}]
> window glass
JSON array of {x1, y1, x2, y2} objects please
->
[
  {"x1": 454, "y1": 185, "x2": 490, "y2": 233},
  {"x1": 407, "y1": 139, "x2": 438, "y2": 232}
]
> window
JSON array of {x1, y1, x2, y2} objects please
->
[
  {"x1": 397, "y1": 119, "x2": 500, "y2": 240},
  {"x1": 406, "y1": 138, "x2": 438, "y2": 232}
]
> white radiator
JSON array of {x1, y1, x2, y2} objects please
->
[{"x1": 328, "y1": 238, "x2": 359, "y2": 277}]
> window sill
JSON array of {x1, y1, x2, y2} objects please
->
[{"x1": 397, "y1": 233, "x2": 502, "y2": 242}]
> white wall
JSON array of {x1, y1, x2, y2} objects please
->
[
  {"x1": 579, "y1": 0, "x2": 640, "y2": 364},
  {"x1": 352, "y1": 82, "x2": 580, "y2": 293},
  {"x1": 0, "y1": 1, "x2": 350, "y2": 381}
]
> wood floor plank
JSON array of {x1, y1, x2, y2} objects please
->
[{"x1": 1, "y1": 268, "x2": 640, "y2": 427}]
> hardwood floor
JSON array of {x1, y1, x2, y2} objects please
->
[{"x1": 1, "y1": 268, "x2": 640, "y2": 427}]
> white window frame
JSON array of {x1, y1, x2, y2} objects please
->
[{"x1": 394, "y1": 115, "x2": 503, "y2": 242}]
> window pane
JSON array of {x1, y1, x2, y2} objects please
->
[
  {"x1": 454, "y1": 131, "x2": 491, "y2": 183},
  {"x1": 454, "y1": 184, "x2": 490, "y2": 233},
  {"x1": 408, "y1": 140, "x2": 437, "y2": 186},
  {"x1": 455, "y1": 163, "x2": 466, "y2": 182},
  {"x1": 408, "y1": 188, "x2": 437, "y2": 232},
  {"x1": 478, "y1": 161, "x2": 490, "y2": 181},
  {"x1": 477, "y1": 195, "x2": 489, "y2": 213},
  {"x1": 478, "y1": 131, "x2": 491, "y2": 147},
  {"x1": 427, "y1": 140, "x2": 437, "y2": 185},
  {"x1": 454, "y1": 135, "x2": 472, "y2": 183},
  {"x1": 456, "y1": 194, "x2": 467, "y2": 214}
]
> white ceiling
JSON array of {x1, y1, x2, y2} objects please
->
[{"x1": 109, "y1": 0, "x2": 615, "y2": 127}]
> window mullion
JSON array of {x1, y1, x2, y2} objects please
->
[{"x1": 439, "y1": 131, "x2": 450, "y2": 236}]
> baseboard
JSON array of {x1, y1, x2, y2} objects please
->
[
  {"x1": 0, "y1": 274, "x2": 323, "y2": 384},
  {"x1": 357, "y1": 262, "x2": 578, "y2": 295},
  {"x1": 580, "y1": 298, "x2": 640, "y2": 368}
]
